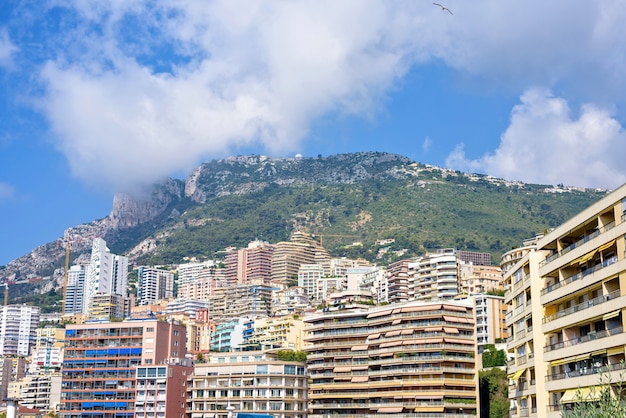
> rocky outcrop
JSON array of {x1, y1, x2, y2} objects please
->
[{"x1": 110, "y1": 179, "x2": 185, "y2": 229}]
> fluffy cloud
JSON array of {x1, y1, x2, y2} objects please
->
[
  {"x1": 27, "y1": 1, "x2": 626, "y2": 190},
  {"x1": 0, "y1": 182, "x2": 15, "y2": 200},
  {"x1": 446, "y1": 89, "x2": 626, "y2": 189},
  {"x1": 0, "y1": 29, "x2": 17, "y2": 68}
]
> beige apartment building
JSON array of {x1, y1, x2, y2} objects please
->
[
  {"x1": 303, "y1": 300, "x2": 478, "y2": 417},
  {"x1": 505, "y1": 183, "x2": 626, "y2": 417}
]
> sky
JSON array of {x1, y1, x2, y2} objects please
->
[{"x1": 2, "y1": 1, "x2": 626, "y2": 265}]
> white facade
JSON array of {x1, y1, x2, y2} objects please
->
[
  {"x1": 0, "y1": 304, "x2": 40, "y2": 356},
  {"x1": 83, "y1": 238, "x2": 128, "y2": 316},
  {"x1": 137, "y1": 266, "x2": 175, "y2": 305},
  {"x1": 64, "y1": 264, "x2": 86, "y2": 314}
]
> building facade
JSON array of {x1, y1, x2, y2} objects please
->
[
  {"x1": 505, "y1": 183, "x2": 626, "y2": 418},
  {"x1": 137, "y1": 267, "x2": 175, "y2": 306},
  {"x1": 60, "y1": 319, "x2": 187, "y2": 418},
  {"x1": 187, "y1": 351, "x2": 308, "y2": 418},
  {"x1": 0, "y1": 304, "x2": 40, "y2": 356},
  {"x1": 303, "y1": 300, "x2": 478, "y2": 417}
]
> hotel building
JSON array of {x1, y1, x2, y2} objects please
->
[
  {"x1": 303, "y1": 300, "x2": 478, "y2": 417},
  {"x1": 505, "y1": 183, "x2": 626, "y2": 417}
]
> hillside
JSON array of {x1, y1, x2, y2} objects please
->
[{"x1": 1, "y1": 152, "x2": 607, "y2": 291}]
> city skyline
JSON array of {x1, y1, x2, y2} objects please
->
[{"x1": 2, "y1": 2, "x2": 626, "y2": 264}]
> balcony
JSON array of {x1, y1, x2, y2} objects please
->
[
  {"x1": 546, "y1": 359, "x2": 626, "y2": 382},
  {"x1": 542, "y1": 290, "x2": 620, "y2": 324},
  {"x1": 541, "y1": 255, "x2": 619, "y2": 296},
  {"x1": 544, "y1": 326, "x2": 623, "y2": 353},
  {"x1": 540, "y1": 218, "x2": 619, "y2": 267}
]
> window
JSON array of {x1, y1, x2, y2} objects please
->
[
  {"x1": 284, "y1": 365, "x2": 296, "y2": 374},
  {"x1": 271, "y1": 389, "x2": 281, "y2": 397},
  {"x1": 256, "y1": 365, "x2": 268, "y2": 374},
  {"x1": 147, "y1": 327, "x2": 154, "y2": 333}
]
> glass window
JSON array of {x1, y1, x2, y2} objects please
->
[{"x1": 256, "y1": 364, "x2": 268, "y2": 374}]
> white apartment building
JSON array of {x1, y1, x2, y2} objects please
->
[
  {"x1": 83, "y1": 238, "x2": 128, "y2": 317},
  {"x1": 137, "y1": 266, "x2": 175, "y2": 305},
  {"x1": 0, "y1": 304, "x2": 40, "y2": 356},
  {"x1": 64, "y1": 264, "x2": 86, "y2": 315}
]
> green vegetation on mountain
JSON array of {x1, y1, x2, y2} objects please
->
[{"x1": 127, "y1": 161, "x2": 604, "y2": 266}]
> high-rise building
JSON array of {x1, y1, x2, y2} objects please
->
[
  {"x1": 83, "y1": 238, "x2": 128, "y2": 318},
  {"x1": 456, "y1": 250, "x2": 493, "y2": 266},
  {"x1": 16, "y1": 374, "x2": 62, "y2": 412},
  {"x1": 303, "y1": 300, "x2": 477, "y2": 417},
  {"x1": 29, "y1": 326, "x2": 65, "y2": 374},
  {"x1": 297, "y1": 264, "x2": 324, "y2": 300},
  {"x1": 65, "y1": 264, "x2": 86, "y2": 315},
  {"x1": 137, "y1": 267, "x2": 175, "y2": 305},
  {"x1": 504, "y1": 183, "x2": 626, "y2": 418},
  {"x1": 0, "y1": 304, "x2": 40, "y2": 356},
  {"x1": 459, "y1": 262, "x2": 502, "y2": 295},
  {"x1": 473, "y1": 294, "x2": 508, "y2": 349},
  {"x1": 411, "y1": 250, "x2": 460, "y2": 301},
  {"x1": 187, "y1": 350, "x2": 308, "y2": 418},
  {"x1": 60, "y1": 319, "x2": 187, "y2": 418},
  {"x1": 385, "y1": 259, "x2": 411, "y2": 304},
  {"x1": 271, "y1": 232, "x2": 327, "y2": 286}
]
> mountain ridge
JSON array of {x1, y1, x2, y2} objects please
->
[{"x1": 0, "y1": 152, "x2": 607, "y2": 288}]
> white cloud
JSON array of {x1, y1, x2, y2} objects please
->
[
  {"x1": 29, "y1": 1, "x2": 626, "y2": 190},
  {"x1": 422, "y1": 137, "x2": 433, "y2": 153},
  {"x1": 445, "y1": 89, "x2": 626, "y2": 189},
  {"x1": 0, "y1": 182, "x2": 15, "y2": 200},
  {"x1": 0, "y1": 29, "x2": 18, "y2": 68}
]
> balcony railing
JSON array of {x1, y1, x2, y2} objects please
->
[
  {"x1": 543, "y1": 326, "x2": 623, "y2": 353},
  {"x1": 546, "y1": 358, "x2": 626, "y2": 381},
  {"x1": 541, "y1": 256, "x2": 619, "y2": 296},
  {"x1": 543, "y1": 290, "x2": 620, "y2": 324},
  {"x1": 539, "y1": 217, "x2": 620, "y2": 267}
]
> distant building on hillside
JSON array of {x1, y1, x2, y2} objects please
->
[{"x1": 137, "y1": 266, "x2": 175, "y2": 305}]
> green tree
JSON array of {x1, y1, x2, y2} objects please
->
[
  {"x1": 482, "y1": 344, "x2": 507, "y2": 368},
  {"x1": 479, "y1": 368, "x2": 508, "y2": 418},
  {"x1": 561, "y1": 370, "x2": 626, "y2": 418}
]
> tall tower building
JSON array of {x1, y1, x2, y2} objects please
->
[
  {"x1": 0, "y1": 304, "x2": 40, "y2": 356},
  {"x1": 83, "y1": 238, "x2": 128, "y2": 318},
  {"x1": 64, "y1": 264, "x2": 86, "y2": 315},
  {"x1": 137, "y1": 266, "x2": 175, "y2": 305}
]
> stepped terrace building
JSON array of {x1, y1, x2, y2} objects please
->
[
  {"x1": 303, "y1": 300, "x2": 478, "y2": 417},
  {"x1": 505, "y1": 183, "x2": 626, "y2": 418},
  {"x1": 60, "y1": 319, "x2": 186, "y2": 418}
]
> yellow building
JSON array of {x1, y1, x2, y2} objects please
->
[
  {"x1": 303, "y1": 300, "x2": 478, "y2": 417},
  {"x1": 250, "y1": 314, "x2": 305, "y2": 350},
  {"x1": 505, "y1": 183, "x2": 626, "y2": 417}
]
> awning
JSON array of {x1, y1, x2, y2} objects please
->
[
  {"x1": 379, "y1": 352, "x2": 394, "y2": 357},
  {"x1": 442, "y1": 304, "x2": 468, "y2": 312},
  {"x1": 550, "y1": 354, "x2": 589, "y2": 367},
  {"x1": 380, "y1": 341, "x2": 402, "y2": 348},
  {"x1": 351, "y1": 345, "x2": 368, "y2": 351},
  {"x1": 333, "y1": 366, "x2": 351, "y2": 372},
  {"x1": 378, "y1": 407, "x2": 403, "y2": 413},
  {"x1": 443, "y1": 327, "x2": 459, "y2": 334},
  {"x1": 401, "y1": 329, "x2": 413, "y2": 335},
  {"x1": 578, "y1": 251, "x2": 596, "y2": 265},
  {"x1": 608, "y1": 346, "x2": 624, "y2": 356},
  {"x1": 509, "y1": 368, "x2": 526, "y2": 381},
  {"x1": 424, "y1": 326, "x2": 443, "y2": 332},
  {"x1": 367, "y1": 309, "x2": 394, "y2": 318},
  {"x1": 603, "y1": 310, "x2": 621, "y2": 321},
  {"x1": 401, "y1": 304, "x2": 441, "y2": 313},
  {"x1": 351, "y1": 365, "x2": 369, "y2": 370},
  {"x1": 444, "y1": 337, "x2": 473, "y2": 345},
  {"x1": 386, "y1": 330, "x2": 402, "y2": 337},
  {"x1": 560, "y1": 387, "x2": 602, "y2": 404},
  {"x1": 367, "y1": 333, "x2": 380, "y2": 340},
  {"x1": 351, "y1": 376, "x2": 369, "y2": 382},
  {"x1": 392, "y1": 319, "x2": 402, "y2": 325},
  {"x1": 598, "y1": 240, "x2": 616, "y2": 253}
]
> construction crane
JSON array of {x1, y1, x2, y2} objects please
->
[{"x1": 60, "y1": 233, "x2": 81, "y2": 315}]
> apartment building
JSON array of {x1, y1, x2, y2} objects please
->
[
  {"x1": 303, "y1": 300, "x2": 478, "y2": 417},
  {"x1": 459, "y1": 263, "x2": 502, "y2": 295},
  {"x1": 29, "y1": 326, "x2": 65, "y2": 374},
  {"x1": 208, "y1": 284, "x2": 274, "y2": 322},
  {"x1": 385, "y1": 259, "x2": 411, "y2": 304},
  {"x1": 60, "y1": 319, "x2": 187, "y2": 418},
  {"x1": 249, "y1": 314, "x2": 305, "y2": 351},
  {"x1": 412, "y1": 250, "x2": 460, "y2": 301},
  {"x1": 135, "y1": 361, "x2": 193, "y2": 418},
  {"x1": 505, "y1": 183, "x2": 626, "y2": 418},
  {"x1": 16, "y1": 374, "x2": 62, "y2": 411},
  {"x1": 473, "y1": 294, "x2": 508, "y2": 349},
  {"x1": 137, "y1": 267, "x2": 175, "y2": 305},
  {"x1": 65, "y1": 264, "x2": 86, "y2": 315},
  {"x1": 187, "y1": 351, "x2": 308, "y2": 418},
  {"x1": 210, "y1": 318, "x2": 254, "y2": 352},
  {"x1": 0, "y1": 304, "x2": 40, "y2": 356}
]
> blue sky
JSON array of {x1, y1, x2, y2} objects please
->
[{"x1": 2, "y1": 1, "x2": 626, "y2": 265}]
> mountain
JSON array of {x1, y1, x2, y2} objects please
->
[{"x1": 0, "y1": 152, "x2": 608, "y2": 294}]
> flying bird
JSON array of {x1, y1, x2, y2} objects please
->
[{"x1": 433, "y1": 2, "x2": 453, "y2": 14}]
